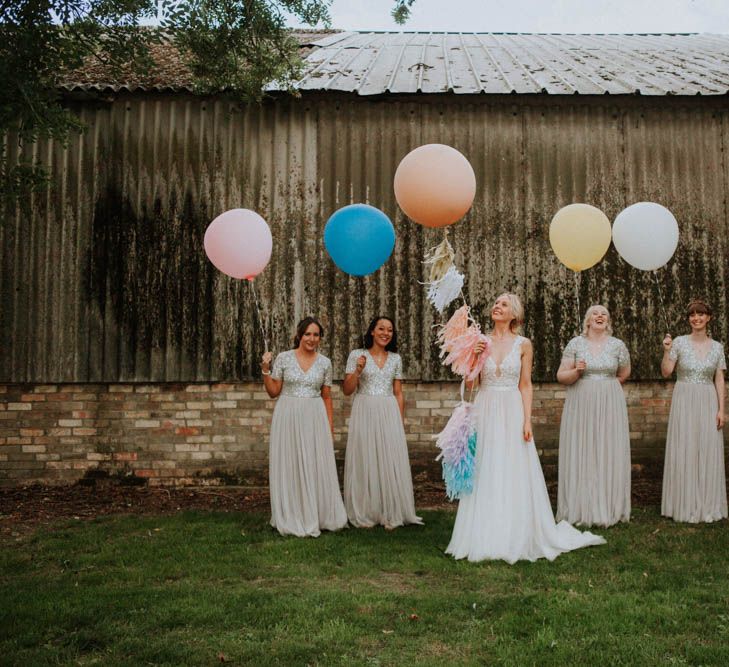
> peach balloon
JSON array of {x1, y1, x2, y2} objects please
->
[{"x1": 394, "y1": 144, "x2": 476, "y2": 227}]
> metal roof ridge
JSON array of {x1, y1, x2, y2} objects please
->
[{"x1": 334, "y1": 30, "x2": 713, "y2": 36}]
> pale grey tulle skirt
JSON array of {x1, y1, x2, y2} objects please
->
[
  {"x1": 269, "y1": 396, "x2": 348, "y2": 537},
  {"x1": 662, "y1": 382, "x2": 728, "y2": 523},
  {"x1": 557, "y1": 378, "x2": 631, "y2": 527},
  {"x1": 344, "y1": 394, "x2": 422, "y2": 528}
]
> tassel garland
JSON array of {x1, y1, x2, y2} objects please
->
[
  {"x1": 427, "y1": 265, "x2": 464, "y2": 313},
  {"x1": 423, "y1": 235, "x2": 456, "y2": 284},
  {"x1": 435, "y1": 402, "x2": 477, "y2": 500}
]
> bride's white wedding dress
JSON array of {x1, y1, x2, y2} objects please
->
[{"x1": 446, "y1": 336, "x2": 606, "y2": 563}]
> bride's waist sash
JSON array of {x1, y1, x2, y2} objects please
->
[{"x1": 480, "y1": 385, "x2": 519, "y2": 393}]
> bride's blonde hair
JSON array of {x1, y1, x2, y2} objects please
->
[{"x1": 495, "y1": 292, "x2": 524, "y2": 334}]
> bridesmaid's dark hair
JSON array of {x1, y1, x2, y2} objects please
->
[
  {"x1": 362, "y1": 316, "x2": 398, "y2": 352},
  {"x1": 686, "y1": 299, "x2": 712, "y2": 317},
  {"x1": 293, "y1": 317, "x2": 324, "y2": 348}
]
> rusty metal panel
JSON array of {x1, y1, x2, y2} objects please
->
[
  {"x1": 2, "y1": 94, "x2": 728, "y2": 382},
  {"x1": 295, "y1": 32, "x2": 729, "y2": 96}
]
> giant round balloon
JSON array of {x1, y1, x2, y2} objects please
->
[
  {"x1": 324, "y1": 204, "x2": 395, "y2": 277},
  {"x1": 612, "y1": 202, "x2": 679, "y2": 271},
  {"x1": 394, "y1": 144, "x2": 476, "y2": 228},
  {"x1": 204, "y1": 209, "x2": 272, "y2": 280},
  {"x1": 549, "y1": 203, "x2": 612, "y2": 272}
]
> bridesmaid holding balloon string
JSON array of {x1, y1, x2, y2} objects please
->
[
  {"x1": 660, "y1": 300, "x2": 727, "y2": 523},
  {"x1": 342, "y1": 316, "x2": 422, "y2": 530},
  {"x1": 261, "y1": 317, "x2": 348, "y2": 537}
]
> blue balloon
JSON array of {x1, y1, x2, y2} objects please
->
[{"x1": 324, "y1": 204, "x2": 396, "y2": 277}]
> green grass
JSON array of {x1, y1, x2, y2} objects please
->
[{"x1": 1, "y1": 508, "x2": 728, "y2": 666}]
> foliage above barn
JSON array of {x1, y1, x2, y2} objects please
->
[{"x1": 0, "y1": 1, "x2": 412, "y2": 200}]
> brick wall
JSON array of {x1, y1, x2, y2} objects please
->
[{"x1": 0, "y1": 381, "x2": 726, "y2": 487}]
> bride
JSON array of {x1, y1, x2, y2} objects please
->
[{"x1": 446, "y1": 293, "x2": 605, "y2": 563}]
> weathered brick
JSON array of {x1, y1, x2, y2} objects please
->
[
  {"x1": 226, "y1": 392, "x2": 251, "y2": 400},
  {"x1": 186, "y1": 402, "x2": 211, "y2": 410},
  {"x1": 21, "y1": 394, "x2": 46, "y2": 402},
  {"x1": 20, "y1": 428, "x2": 44, "y2": 437},
  {"x1": 134, "y1": 419, "x2": 160, "y2": 428},
  {"x1": 113, "y1": 452, "x2": 138, "y2": 461},
  {"x1": 8, "y1": 403, "x2": 32, "y2": 411},
  {"x1": 22, "y1": 445, "x2": 46, "y2": 453},
  {"x1": 73, "y1": 428, "x2": 98, "y2": 436},
  {"x1": 58, "y1": 419, "x2": 82, "y2": 427},
  {"x1": 135, "y1": 385, "x2": 161, "y2": 394}
]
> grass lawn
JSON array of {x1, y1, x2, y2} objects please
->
[{"x1": 1, "y1": 507, "x2": 728, "y2": 666}]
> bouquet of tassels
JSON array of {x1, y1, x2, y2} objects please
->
[{"x1": 434, "y1": 305, "x2": 490, "y2": 500}]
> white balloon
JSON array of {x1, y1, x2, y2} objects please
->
[{"x1": 612, "y1": 202, "x2": 679, "y2": 271}]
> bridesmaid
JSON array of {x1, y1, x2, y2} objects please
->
[
  {"x1": 661, "y1": 299, "x2": 727, "y2": 523},
  {"x1": 261, "y1": 317, "x2": 347, "y2": 537},
  {"x1": 342, "y1": 316, "x2": 422, "y2": 529},
  {"x1": 556, "y1": 305, "x2": 632, "y2": 527}
]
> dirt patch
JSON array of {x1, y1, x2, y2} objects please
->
[
  {"x1": 0, "y1": 467, "x2": 663, "y2": 541},
  {"x1": 0, "y1": 483, "x2": 269, "y2": 540}
]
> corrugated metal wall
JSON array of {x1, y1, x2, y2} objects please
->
[{"x1": 2, "y1": 93, "x2": 727, "y2": 382}]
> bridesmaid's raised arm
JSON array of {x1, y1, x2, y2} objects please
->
[
  {"x1": 261, "y1": 352, "x2": 282, "y2": 398},
  {"x1": 661, "y1": 334, "x2": 676, "y2": 378},
  {"x1": 557, "y1": 357, "x2": 584, "y2": 385}
]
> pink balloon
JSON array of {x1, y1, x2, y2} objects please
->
[
  {"x1": 204, "y1": 209, "x2": 272, "y2": 280},
  {"x1": 394, "y1": 144, "x2": 476, "y2": 228}
]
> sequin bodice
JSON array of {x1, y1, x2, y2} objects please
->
[
  {"x1": 562, "y1": 336, "x2": 630, "y2": 381},
  {"x1": 271, "y1": 350, "x2": 332, "y2": 398},
  {"x1": 346, "y1": 349, "x2": 403, "y2": 396},
  {"x1": 482, "y1": 336, "x2": 524, "y2": 390},
  {"x1": 670, "y1": 336, "x2": 726, "y2": 385}
]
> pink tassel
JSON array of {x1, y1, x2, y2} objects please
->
[
  {"x1": 443, "y1": 330, "x2": 490, "y2": 381},
  {"x1": 436, "y1": 305, "x2": 470, "y2": 355}
]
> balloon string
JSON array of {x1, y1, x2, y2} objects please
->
[
  {"x1": 652, "y1": 270, "x2": 671, "y2": 334},
  {"x1": 574, "y1": 271, "x2": 581, "y2": 335},
  {"x1": 356, "y1": 279, "x2": 364, "y2": 334},
  {"x1": 248, "y1": 280, "x2": 270, "y2": 352}
]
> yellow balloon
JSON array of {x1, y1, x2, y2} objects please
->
[{"x1": 549, "y1": 204, "x2": 611, "y2": 271}]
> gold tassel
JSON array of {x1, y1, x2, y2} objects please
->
[{"x1": 423, "y1": 232, "x2": 455, "y2": 284}]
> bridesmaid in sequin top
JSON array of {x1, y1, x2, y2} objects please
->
[
  {"x1": 660, "y1": 299, "x2": 727, "y2": 523},
  {"x1": 556, "y1": 305, "x2": 632, "y2": 527},
  {"x1": 261, "y1": 317, "x2": 347, "y2": 537},
  {"x1": 342, "y1": 316, "x2": 422, "y2": 529}
]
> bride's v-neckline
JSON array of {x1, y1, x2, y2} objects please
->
[{"x1": 488, "y1": 336, "x2": 520, "y2": 376}]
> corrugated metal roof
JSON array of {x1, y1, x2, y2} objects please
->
[{"x1": 294, "y1": 32, "x2": 729, "y2": 96}]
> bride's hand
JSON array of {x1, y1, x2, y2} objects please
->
[{"x1": 523, "y1": 420, "x2": 533, "y2": 442}]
